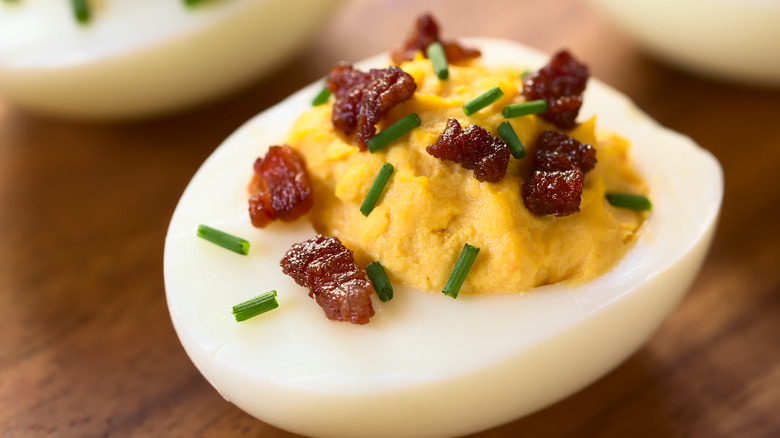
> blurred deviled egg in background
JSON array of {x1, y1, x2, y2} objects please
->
[
  {"x1": 0, "y1": 0, "x2": 338, "y2": 120},
  {"x1": 587, "y1": 0, "x2": 780, "y2": 87}
]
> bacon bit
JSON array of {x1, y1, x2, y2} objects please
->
[
  {"x1": 427, "y1": 117, "x2": 510, "y2": 182},
  {"x1": 533, "y1": 130, "x2": 596, "y2": 173},
  {"x1": 248, "y1": 145, "x2": 313, "y2": 228},
  {"x1": 390, "y1": 13, "x2": 481, "y2": 65},
  {"x1": 327, "y1": 63, "x2": 416, "y2": 150},
  {"x1": 280, "y1": 235, "x2": 375, "y2": 325},
  {"x1": 523, "y1": 49, "x2": 589, "y2": 130},
  {"x1": 522, "y1": 130, "x2": 596, "y2": 217},
  {"x1": 523, "y1": 168, "x2": 584, "y2": 216}
]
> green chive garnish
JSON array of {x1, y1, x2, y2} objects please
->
[
  {"x1": 606, "y1": 193, "x2": 652, "y2": 211},
  {"x1": 367, "y1": 113, "x2": 421, "y2": 153},
  {"x1": 360, "y1": 163, "x2": 394, "y2": 216},
  {"x1": 426, "y1": 42, "x2": 449, "y2": 80},
  {"x1": 520, "y1": 69, "x2": 531, "y2": 79},
  {"x1": 497, "y1": 121, "x2": 526, "y2": 159},
  {"x1": 232, "y1": 290, "x2": 279, "y2": 322},
  {"x1": 71, "y1": 0, "x2": 90, "y2": 24},
  {"x1": 502, "y1": 99, "x2": 548, "y2": 118},
  {"x1": 366, "y1": 262, "x2": 393, "y2": 302},
  {"x1": 442, "y1": 244, "x2": 480, "y2": 298},
  {"x1": 183, "y1": 0, "x2": 211, "y2": 6},
  {"x1": 463, "y1": 87, "x2": 504, "y2": 116},
  {"x1": 197, "y1": 224, "x2": 250, "y2": 255},
  {"x1": 312, "y1": 87, "x2": 331, "y2": 106}
]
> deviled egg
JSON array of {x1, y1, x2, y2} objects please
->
[
  {"x1": 586, "y1": 0, "x2": 780, "y2": 86},
  {"x1": 0, "y1": 0, "x2": 336, "y2": 119},
  {"x1": 164, "y1": 38, "x2": 722, "y2": 438}
]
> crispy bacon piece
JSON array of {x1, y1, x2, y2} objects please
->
[
  {"x1": 523, "y1": 49, "x2": 589, "y2": 130},
  {"x1": 426, "y1": 118, "x2": 509, "y2": 182},
  {"x1": 390, "y1": 13, "x2": 481, "y2": 64},
  {"x1": 522, "y1": 130, "x2": 596, "y2": 217},
  {"x1": 533, "y1": 130, "x2": 596, "y2": 173},
  {"x1": 327, "y1": 63, "x2": 416, "y2": 150},
  {"x1": 523, "y1": 168, "x2": 584, "y2": 216},
  {"x1": 248, "y1": 145, "x2": 313, "y2": 228},
  {"x1": 280, "y1": 235, "x2": 375, "y2": 325}
]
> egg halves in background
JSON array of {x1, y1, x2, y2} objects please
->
[{"x1": 0, "y1": 0, "x2": 337, "y2": 119}]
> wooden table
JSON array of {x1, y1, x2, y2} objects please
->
[{"x1": 2, "y1": 1, "x2": 779, "y2": 436}]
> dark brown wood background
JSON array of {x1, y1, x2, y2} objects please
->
[{"x1": 2, "y1": 1, "x2": 779, "y2": 437}]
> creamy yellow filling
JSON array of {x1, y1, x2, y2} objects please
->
[{"x1": 287, "y1": 57, "x2": 647, "y2": 294}]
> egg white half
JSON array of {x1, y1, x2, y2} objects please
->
[
  {"x1": 164, "y1": 39, "x2": 723, "y2": 438},
  {"x1": 0, "y1": 0, "x2": 335, "y2": 119}
]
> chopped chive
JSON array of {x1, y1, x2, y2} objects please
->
[
  {"x1": 71, "y1": 0, "x2": 90, "y2": 24},
  {"x1": 312, "y1": 87, "x2": 331, "y2": 106},
  {"x1": 360, "y1": 163, "x2": 394, "y2": 216},
  {"x1": 197, "y1": 224, "x2": 250, "y2": 255},
  {"x1": 463, "y1": 87, "x2": 504, "y2": 116},
  {"x1": 502, "y1": 99, "x2": 548, "y2": 118},
  {"x1": 442, "y1": 244, "x2": 480, "y2": 299},
  {"x1": 232, "y1": 290, "x2": 279, "y2": 322},
  {"x1": 183, "y1": 0, "x2": 211, "y2": 6},
  {"x1": 520, "y1": 69, "x2": 531, "y2": 79},
  {"x1": 426, "y1": 42, "x2": 449, "y2": 80},
  {"x1": 497, "y1": 121, "x2": 526, "y2": 159},
  {"x1": 367, "y1": 113, "x2": 421, "y2": 153},
  {"x1": 606, "y1": 193, "x2": 652, "y2": 211},
  {"x1": 366, "y1": 262, "x2": 393, "y2": 302}
]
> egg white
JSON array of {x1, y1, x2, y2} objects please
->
[
  {"x1": 164, "y1": 39, "x2": 723, "y2": 438},
  {"x1": 0, "y1": 0, "x2": 335, "y2": 119}
]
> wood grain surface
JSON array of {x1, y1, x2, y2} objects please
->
[{"x1": 2, "y1": 1, "x2": 779, "y2": 437}]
